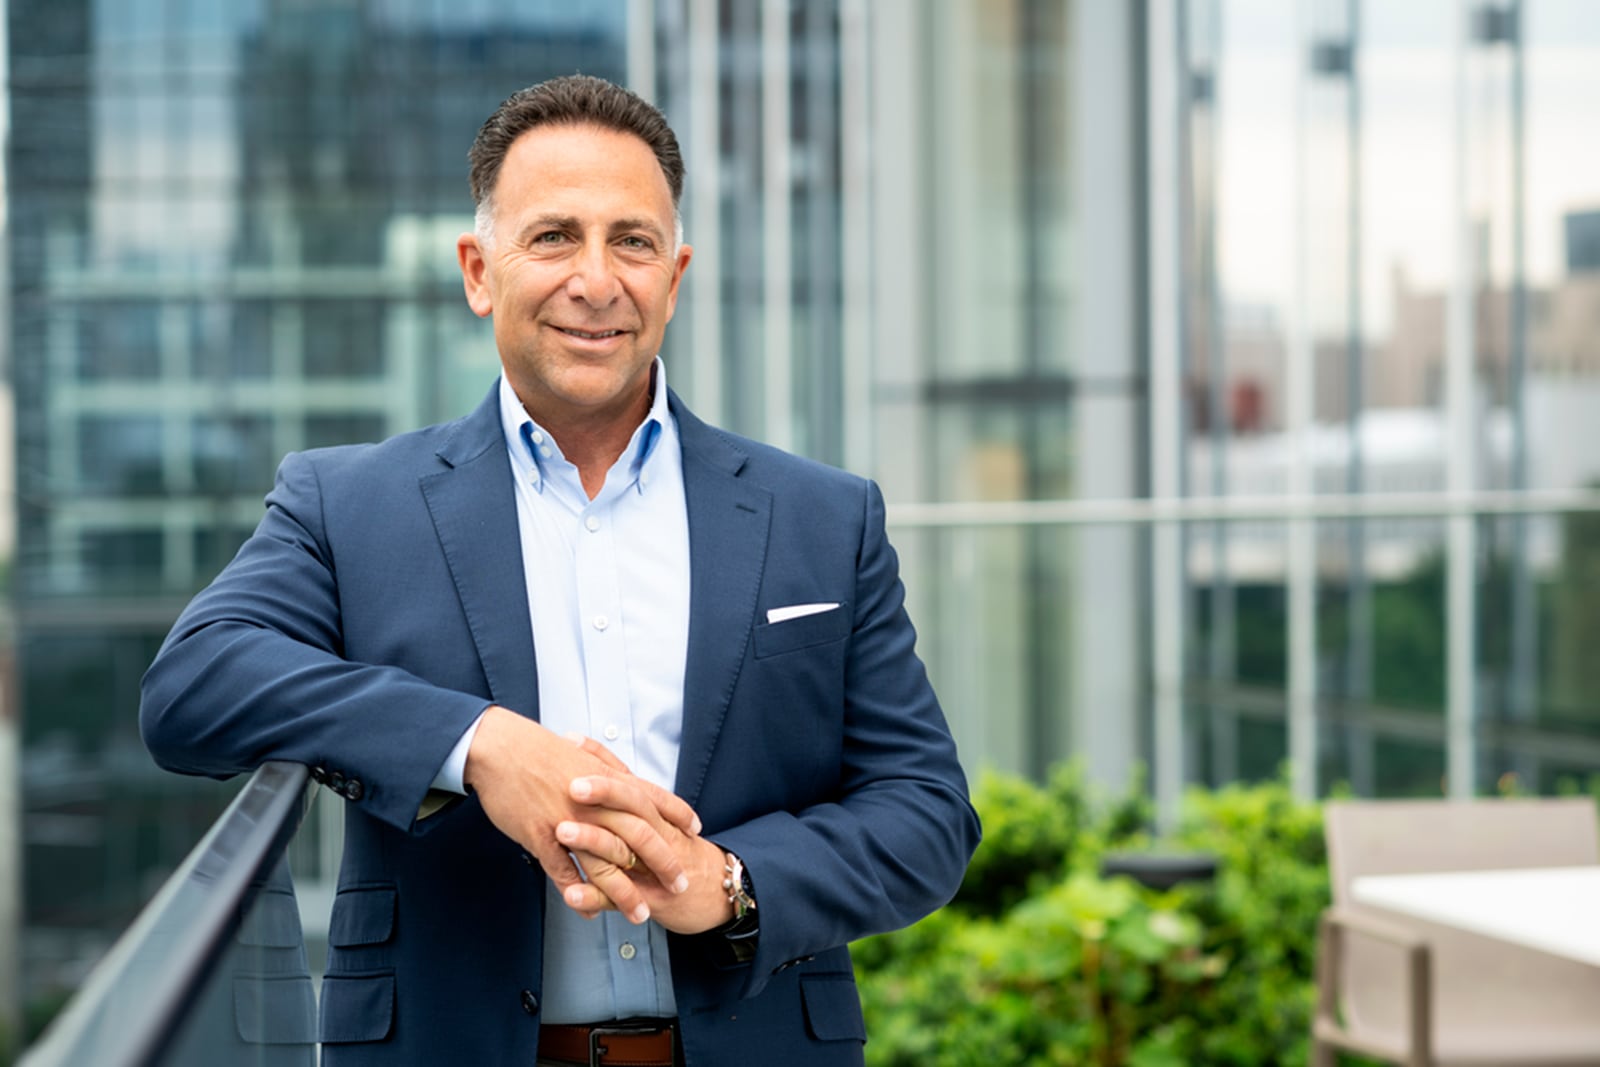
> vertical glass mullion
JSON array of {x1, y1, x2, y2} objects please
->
[
  {"x1": 1148, "y1": 0, "x2": 1190, "y2": 826},
  {"x1": 1342, "y1": 0, "x2": 1378, "y2": 797},
  {"x1": 762, "y1": 0, "x2": 794, "y2": 453},
  {"x1": 1287, "y1": 0, "x2": 1319, "y2": 802},
  {"x1": 1504, "y1": 0, "x2": 1539, "y2": 785},
  {"x1": 686, "y1": 0, "x2": 722, "y2": 419},
  {"x1": 1445, "y1": 0, "x2": 1480, "y2": 798},
  {"x1": 627, "y1": 0, "x2": 656, "y2": 103},
  {"x1": 839, "y1": 0, "x2": 872, "y2": 475}
]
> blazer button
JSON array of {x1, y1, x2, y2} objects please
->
[
  {"x1": 521, "y1": 989, "x2": 539, "y2": 1016},
  {"x1": 310, "y1": 766, "x2": 328, "y2": 784},
  {"x1": 521, "y1": 851, "x2": 535, "y2": 867},
  {"x1": 343, "y1": 779, "x2": 364, "y2": 801},
  {"x1": 328, "y1": 771, "x2": 346, "y2": 793}
]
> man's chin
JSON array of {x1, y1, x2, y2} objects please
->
[{"x1": 525, "y1": 367, "x2": 652, "y2": 421}]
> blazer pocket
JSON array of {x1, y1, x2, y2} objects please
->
[
  {"x1": 753, "y1": 603, "x2": 850, "y2": 659},
  {"x1": 319, "y1": 971, "x2": 395, "y2": 1044},
  {"x1": 327, "y1": 885, "x2": 397, "y2": 948},
  {"x1": 799, "y1": 972, "x2": 866, "y2": 1043},
  {"x1": 234, "y1": 973, "x2": 318, "y2": 1044}
]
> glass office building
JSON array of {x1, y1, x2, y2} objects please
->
[{"x1": 5, "y1": 0, "x2": 1599, "y2": 1043}]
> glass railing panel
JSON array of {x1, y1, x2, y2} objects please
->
[
  {"x1": 156, "y1": 854, "x2": 318, "y2": 1067},
  {"x1": 894, "y1": 520, "x2": 1142, "y2": 783},
  {"x1": 1480, "y1": 507, "x2": 1600, "y2": 793},
  {"x1": 894, "y1": 496, "x2": 1600, "y2": 803},
  {"x1": 20, "y1": 762, "x2": 312, "y2": 1067}
]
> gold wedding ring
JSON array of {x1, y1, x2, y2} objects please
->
[{"x1": 623, "y1": 850, "x2": 638, "y2": 872}]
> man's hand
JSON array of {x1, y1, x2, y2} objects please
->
[
  {"x1": 554, "y1": 774, "x2": 738, "y2": 935},
  {"x1": 463, "y1": 706, "x2": 701, "y2": 924}
]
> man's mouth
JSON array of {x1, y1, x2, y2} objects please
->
[{"x1": 557, "y1": 327, "x2": 625, "y2": 340}]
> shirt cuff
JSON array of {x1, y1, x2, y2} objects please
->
[{"x1": 429, "y1": 710, "x2": 487, "y2": 794}]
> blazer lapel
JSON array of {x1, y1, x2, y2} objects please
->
[
  {"x1": 419, "y1": 384, "x2": 540, "y2": 720},
  {"x1": 671, "y1": 393, "x2": 772, "y2": 808}
]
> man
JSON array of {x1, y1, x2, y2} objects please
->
[{"x1": 141, "y1": 74, "x2": 979, "y2": 1067}]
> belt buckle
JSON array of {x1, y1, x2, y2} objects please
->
[{"x1": 587, "y1": 1020, "x2": 672, "y2": 1067}]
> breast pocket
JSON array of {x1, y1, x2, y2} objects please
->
[{"x1": 753, "y1": 602, "x2": 850, "y2": 659}]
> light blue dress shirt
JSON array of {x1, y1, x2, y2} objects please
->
[{"x1": 432, "y1": 360, "x2": 691, "y2": 1023}]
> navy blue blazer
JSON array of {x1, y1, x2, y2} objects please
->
[{"x1": 141, "y1": 383, "x2": 980, "y2": 1066}]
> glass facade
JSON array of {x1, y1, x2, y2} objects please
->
[
  {"x1": 7, "y1": 0, "x2": 638, "y2": 1027},
  {"x1": 1176, "y1": 0, "x2": 1600, "y2": 808},
  {"x1": 4, "y1": 0, "x2": 1599, "y2": 1049}
]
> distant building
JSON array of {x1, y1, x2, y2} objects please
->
[
  {"x1": 6, "y1": 0, "x2": 630, "y2": 1005},
  {"x1": 1566, "y1": 208, "x2": 1600, "y2": 275}
]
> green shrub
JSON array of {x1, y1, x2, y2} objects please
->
[
  {"x1": 950, "y1": 767, "x2": 1084, "y2": 916},
  {"x1": 855, "y1": 766, "x2": 1330, "y2": 1066},
  {"x1": 1166, "y1": 779, "x2": 1327, "y2": 1065}
]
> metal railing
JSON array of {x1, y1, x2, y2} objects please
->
[
  {"x1": 885, "y1": 486, "x2": 1600, "y2": 528},
  {"x1": 21, "y1": 762, "x2": 314, "y2": 1067}
]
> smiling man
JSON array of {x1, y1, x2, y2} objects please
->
[
  {"x1": 141, "y1": 75, "x2": 979, "y2": 1067},
  {"x1": 458, "y1": 120, "x2": 692, "y2": 497}
]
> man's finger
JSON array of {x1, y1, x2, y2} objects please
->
[
  {"x1": 533, "y1": 842, "x2": 592, "y2": 897},
  {"x1": 557, "y1": 813, "x2": 688, "y2": 895},
  {"x1": 560, "y1": 880, "x2": 609, "y2": 920},
  {"x1": 557, "y1": 818, "x2": 686, "y2": 894},
  {"x1": 558, "y1": 853, "x2": 650, "y2": 924},
  {"x1": 555, "y1": 820, "x2": 635, "y2": 872},
  {"x1": 579, "y1": 857, "x2": 652, "y2": 925},
  {"x1": 571, "y1": 774, "x2": 702, "y2": 838},
  {"x1": 565, "y1": 734, "x2": 701, "y2": 836},
  {"x1": 643, "y1": 779, "x2": 702, "y2": 836}
]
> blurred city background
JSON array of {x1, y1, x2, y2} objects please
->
[{"x1": 1, "y1": 0, "x2": 1598, "y2": 1056}]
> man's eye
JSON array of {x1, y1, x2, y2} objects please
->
[
  {"x1": 533, "y1": 231, "x2": 568, "y2": 245},
  {"x1": 619, "y1": 236, "x2": 651, "y2": 251}
]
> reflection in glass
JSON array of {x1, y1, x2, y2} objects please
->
[{"x1": 160, "y1": 856, "x2": 317, "y2": 1066}]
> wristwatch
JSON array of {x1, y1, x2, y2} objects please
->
[
  {"x1": 715, "y1": 851, "x2": 759, "y2": 962},
  {"x1": 723, "y1": 851, "x2": 757, "y2": 921}
]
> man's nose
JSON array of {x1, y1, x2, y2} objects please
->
[{"x1": 565, "y1": 241, "x2": 620, "y2": 307}]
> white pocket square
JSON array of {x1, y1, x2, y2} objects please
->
[{"x1": 766, "y1": 602, "x2": 841, "y2": 624}]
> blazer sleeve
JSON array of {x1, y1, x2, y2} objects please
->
[
  {"x1": 139, "y1": 450, "x2": 489, "y2": 832},
  {"x1": 706, "y1": 479, "x2": 981, "y2": 997}
]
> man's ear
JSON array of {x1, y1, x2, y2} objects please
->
[
  {"x1": 457, "y1": 234, "x2": 493, "y2": 318},
  {"x1": 664, "y1": 242, "x2": 693, "y2": 321}
]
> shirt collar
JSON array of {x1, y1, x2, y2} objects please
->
[{"x1": 498, "y1": 359, "x2": 671, "y2": 496}]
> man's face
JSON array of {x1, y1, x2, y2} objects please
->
[{"x1": 457, "y1": 123, "x2": 692, "y2": 433}]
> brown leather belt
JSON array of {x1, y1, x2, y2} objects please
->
[{"x1": 538, "y1": 1020, "x2": 678, "y2": 1067}]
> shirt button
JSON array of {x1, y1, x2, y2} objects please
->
[
  {"x1": 521, "y1": 989, "x2": 539, "y2": 1015},
  {"x1": 619, "y1": 942, "x2": 637, "y2": 961},
  {"x1": 585, "y1": 516, "x2": 601, "y2": 532},
  {"x1": 539, "y1": 446, "x2": 553, "y2": 459},
  {"x1": 593, "y1": 615, "x2": 609, "y2": 631},
  {"x1": 640, "y1": 472, "x2": 651, "y2": 487},
  {"x1": 603, "y1": 724, "x2": 620, "y2": 741},
  {"x1": 531, "y1": 430, "x2": 544, "y2": 444}
]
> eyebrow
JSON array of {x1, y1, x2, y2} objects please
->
[
  {"x1": 514, "y1": 214, "x2": 668, "y2": 246},
  {"x1": 514, "y1": 214, "x2": 578, "y2": 244},
  {"x1": 609, "y1": 217, "x2": 668, "y2": 244}
]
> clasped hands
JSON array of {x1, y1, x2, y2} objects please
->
[{"x1": 463, "y1": 705, "x2": 734, "y2": 933}]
